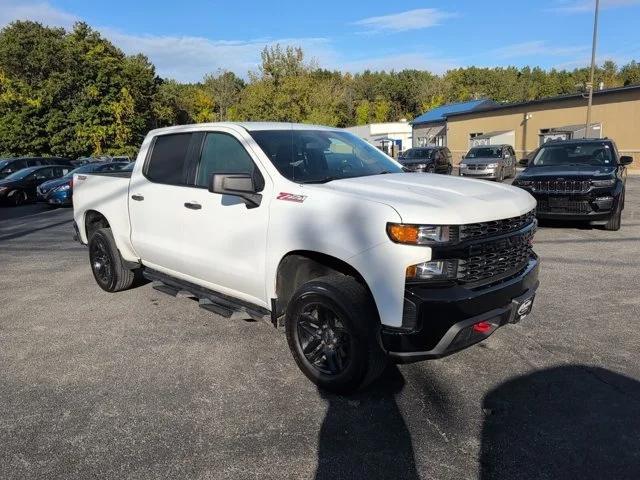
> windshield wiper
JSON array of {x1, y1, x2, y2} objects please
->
[{"x1": 302, "y1": 176, "x2": 337, "y2": 184}]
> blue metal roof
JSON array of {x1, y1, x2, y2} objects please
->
[{"x1": 410, "y1": 99, "x2": 497, "y2": 125}]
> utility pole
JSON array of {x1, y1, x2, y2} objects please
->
[{"x1": 585, "y1": 0, "x2": 600, "y2": 138}]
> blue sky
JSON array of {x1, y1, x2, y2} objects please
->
[{"x1": 1, "y1": 0, "x2": 639, "y2": 82}]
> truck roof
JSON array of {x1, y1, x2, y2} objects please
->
[{"x1": 148, "y1": 122, "x2": 339, "y2": 137}]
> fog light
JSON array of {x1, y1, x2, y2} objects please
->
[
  {"x1": 406, "y1": 259, "x2": 458, "y2": 281},
  {"x1": 593, "y1": 196, "x2": 614, "y2": 211}
]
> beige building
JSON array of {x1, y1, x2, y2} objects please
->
[{"x1": 440, "y1": 85, "x2": 640, "y2": 171}]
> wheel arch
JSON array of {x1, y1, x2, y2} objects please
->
[
  {"x1": 84, "y1": 209, "x2": 111, "y2": 241},
  {"x1": 273, "y1": 250, "x2": 380, "y2": 322}
]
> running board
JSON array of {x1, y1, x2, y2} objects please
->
[{"x1": 144, "y1": 268, "x2": 271, "y2": 323}]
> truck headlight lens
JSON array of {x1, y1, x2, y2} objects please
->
[
  {"x1": 406, "y1": 259, "x2": 458, "y2": 280},
  {"x1": 55, "y1": 184, "x2": 71, "y2": 192},
  {"x1": 591, "y1": 178, "x2": 615, "y2": 187},
  {"x1": 387, "y1": 223, "x2": 451, "y2": 245}
]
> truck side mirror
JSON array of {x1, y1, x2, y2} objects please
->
[
  {"x1": 518, "y1": 158, "x2": 529, "y2": 166},
  {"x1": 620, "y1": 155, "x2": 633, "y2": 166},
  {"x1": 210, "y1": 173, "x2": 262, "y2": 208}
]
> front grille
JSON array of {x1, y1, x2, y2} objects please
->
[
  {"x1": 537, "y1": 199, "x2": 593, "y2": 214},
  {"x1": 458, "y1": 228, "x2": 534, "y2": 284},
  {"x1": 466, "y1": 164, "x2": 488, "y2": 170},
  {"x1": 458, "y1": 210, "x2": 536, "y2": 241},
  {"x1": 532, "y1": 179, "x2": 590, "y2": 194}
]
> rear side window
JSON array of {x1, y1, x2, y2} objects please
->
[
  {"x1": 196, "y1": 132, "x2": 255, "y2": 187},
  {"x1": 146, "y1": 133, "x2": 192, "y2": 185}
]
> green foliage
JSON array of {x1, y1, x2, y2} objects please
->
[
  {"x1": 0, "y1": 23, "x2": 638, "y2": 159},
  {"x1": 0, "y1": 21, "x2": 156, "y2": 158}
]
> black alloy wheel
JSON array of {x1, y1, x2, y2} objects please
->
[
  {"x1": 296, "y1": 303, "x2": 352, "y2": 376},
  {"x1": 90, "y1": 234, "x2": 113, "y2": 287}
]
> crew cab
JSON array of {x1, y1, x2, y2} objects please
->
[
  {"x1": 73, "y1": 123, "x2": 540, "y2": 393},
  {"x1": 513, "y1": 138, "x2": 632, "y2": 230}
]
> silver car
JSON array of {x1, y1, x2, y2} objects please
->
[{"x1": 458, "y1": 144, "x2": 517, "y2": 181}]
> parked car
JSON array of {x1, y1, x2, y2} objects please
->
[
  {"x1": 0, "y1": 157, "x2": 73, "y2": 179},
  {"x1": 398, "y1": 147, "x2": 453, "y2": 174},
  {"x1": 512, "y1": 138, "x2": 632, "y2": 230},
  {"x1": 459, "y1": 145, "x2": 517, "y2": 181},
  {"x1": 0, "y1": 165, "x2": 73, "y2": 205},
  {"x1": 37, "y1": 162, "x2": 130, "y2": 206},
  {"x1": 73, "y1": 122, "x2": 539, "y2": 393},
  {"x1": 111, "y1": 155, "x2": 131, "y2": 162}
]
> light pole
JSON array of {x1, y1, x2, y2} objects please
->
[{"x1": 585, "y1": 0, "x2": 600, "y2": 138}]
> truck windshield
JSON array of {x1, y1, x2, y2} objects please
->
[
  {"x1": 249, "y1": 129, "x2": 403, "y2": 183},
  {"x1": 532, "y1": 142, "x2": 614, "y2": 166},
  {"x1": 466, "y1": 147, "x2": 501, "y2": 158}
]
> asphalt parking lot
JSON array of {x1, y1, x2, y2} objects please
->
[{"x1": 1, "y1": 179, "x2": 639, "y2": 480}]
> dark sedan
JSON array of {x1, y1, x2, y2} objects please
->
[
  {"x1": 0, "y1": 165, "x2": 73, "y2": 206},
  {"x1": 0, "y1": 157, "x2": 73, "y2": 179}
]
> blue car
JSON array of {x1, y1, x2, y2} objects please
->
[{"x1": 37, "y1": 162, "x2": 129, "y2": 206}]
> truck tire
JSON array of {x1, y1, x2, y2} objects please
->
[
  {"x1": 88, "y1": 228, "x2": 135, "y2": 292},
  {"x1": 285, "y1": 275, "x2": 386, "y2": 394},
  {"x1": 604, "y1": 197, "x2": 622, "y2": 231}
]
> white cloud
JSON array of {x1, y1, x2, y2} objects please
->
[
  {"x1": 0, "y1": 0, "x2": 79, "y2": 28},
  {"x1": 352, "y1": 8, "x2": 456, "y2": 33},
  {"x1": 549, "y1": 0, "x2": 640, "y2": 13},
  {"x1": 491, "y1": 41, "x2": 588, "y2": 59},
  {"x1": 102, "y1": 29, "x2": 334, "y2": 82}
]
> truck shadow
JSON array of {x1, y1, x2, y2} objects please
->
[
  {"x1": 314, "y1": 365, "x2": 419, "y2": 480},
  {"x1": 480, "y1": 365, "x2": 640, "y2": 480}
]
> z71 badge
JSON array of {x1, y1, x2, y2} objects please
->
[{"x1": 277, "y1": 192, "x2": 307, "y2": 203}]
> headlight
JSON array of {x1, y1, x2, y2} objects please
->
[
  {"x1": 0, "y1": 187, "x2": 8, "y2": 193},
  {"x1": 406, "y1": 259, "x2": 459, "y2": 281},
  {"x1": 591, "y1": 178, "x2": 616, "y2": 187},
  {"x1": 55, "y1": 184, "x2": 71, "y2": 192},
  {"x1": 459, "y1": 163, "x2": 467, "y2": 168},
  {"x1": 486, "y1": 163, "x2": 498, "y2": 168},
  {"x1": 387, "y1": 223, "x2": 451, "y2": 245},
  {"x1": 514, "y1": 180, "x2": 533, "y2": 188}
]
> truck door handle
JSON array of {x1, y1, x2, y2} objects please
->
[
  {"x1": 131, "y1": 194, "x2": 144, "y2": 201},
  {"x1": 184, "y1": 202, "x2": 201, "y2": 210}
]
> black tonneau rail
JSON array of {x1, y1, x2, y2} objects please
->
[{"x1": 87, "y1": 170, "x2": 132, "y2": 178}]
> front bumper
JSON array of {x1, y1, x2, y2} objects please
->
[
  {"x1": 522, "y1": 188, "x2": 620, "y2": 221},
  {"x1": 43, "y1": 190, "x2": 71, "y2": 206},
  {"x1": 380, "y1": 257, "x2": 539, "y2": 363},
  {"x1": 459, "y1": 167, "x2": 498, "y2": 179}
]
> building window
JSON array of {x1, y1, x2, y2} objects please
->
[{"x1": 469, "y1": 132, "x2": 484, "y2": 138}]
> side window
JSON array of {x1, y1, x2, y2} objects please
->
[
  {"x1": 35, "y1": 168, "x2": 54, "y2": 180},
  {"x1": 196, "y1": 132, "x2": 256, "y2": 188},
  {"x1": 146, "y1": 133, "x2": 192, "y2": 185},
  {"x1": 12, "y1": 160, "x2": 27, "y2": 171}
]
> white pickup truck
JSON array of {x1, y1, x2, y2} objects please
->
[{"x1": 73, "y1": 122, "x2": 539, "y2": 393}]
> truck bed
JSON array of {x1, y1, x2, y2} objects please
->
[{"x1": 72, "y1": 172, "x2": 133, "y2": 258}]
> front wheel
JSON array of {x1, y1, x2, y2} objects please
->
[
  {"x1": 88, "y1": 228, "x2": 136, "y2": 292},
  {"x1": 285, "y1": 275, "x2": 386, "y2": 394},
  {"x1": 604, "y1": 197, "x2": 623, "y2": 231},
  {"x1": 496, "y1": 167, "x2": 504, "y2": 182},
  {"x1": 9, "y1": 189, "x2": 27, "y2": 206}
]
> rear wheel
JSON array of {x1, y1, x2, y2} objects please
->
[
  {"x1": 285, "y1": 275, "x2": 386, "y2": 394},
  {"x1": 88, "y1": 228, "x2": 135, "y2": 292}
]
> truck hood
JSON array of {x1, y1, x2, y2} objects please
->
[
  {"x1": 519, "y1": 165, "x2": 616, "y2": 179},
  {"x1": 311, "y1": 173, "x2": 536, "y2": 224}
]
